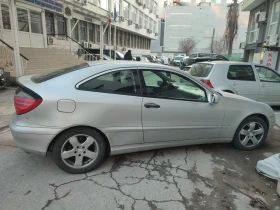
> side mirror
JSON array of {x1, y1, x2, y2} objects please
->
[
  {"x1": 157, "y1": 81, "x2": 163, "y2": 86},
  {"x1": 209, "y1": 94, "x2": 219, "y2": 105}
]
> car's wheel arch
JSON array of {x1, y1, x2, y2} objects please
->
[{"x1": 47, "y1": 126, "x2": 111, "y2": 155}]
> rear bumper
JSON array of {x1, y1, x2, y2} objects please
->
[{"x1": 10, "y1": 114, "x2": 62, "y2": 156}]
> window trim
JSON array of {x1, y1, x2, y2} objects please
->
[
  {"x1": 76, "y1": 67, "x2": 142, "y2": 97},
  {"x1": 248, "y1": 11, "x2": 260, "y2": 43},
  {"x1": 227, "y1": 65, "x2": 256, "y2": 81},
  {"x1": 255, "y1": 65, "x2": 280, "y2": 83},
  {"x1": 268, "y1": 0, "x2": 280, "y2": 36},
  {"x1": 139, "y1": 69, "x2": 209, "y2": 103}
]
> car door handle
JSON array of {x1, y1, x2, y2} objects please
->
[
  {"x1": 144, "y1": 103, "x2": 160, "y2": 109},
  {"x1": 261, "y1": 84, "x2": 266, "y2": 87}
]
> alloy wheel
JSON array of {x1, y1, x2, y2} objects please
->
[{"x1": 239, "y1": 122, "x2": 264, "y2": 148}]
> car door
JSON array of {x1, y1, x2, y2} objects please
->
[
  {"x1": 140, "y1": 68, "x2": 225, "y2": 143},
  {"x1": 226, "y1": 64, "x2": 259, "y2": 100},
  {"x1": 255, "y1": 65, "x2": 280, "y2": 105}
]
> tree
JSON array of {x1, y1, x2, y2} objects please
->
[
  {"x1": 211, "y1": 37, "x2": 228, "y2": 54},
  {"x1": 224, "y1": 0, "x2": 239, "y2": 58},
  {"x1": 178, "y1": 37, "x2": 200, "y2": 56}
]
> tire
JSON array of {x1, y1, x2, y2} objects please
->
[
  {"x1": 232, "y1": 116, "x2": 268, "y2": 151},
  {"x1": 53, "y1": 127, "x2": 106, "y2": 174}
]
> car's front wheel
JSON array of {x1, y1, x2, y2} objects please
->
[
  {"x1": 232, "y1": 116, "x2": 268, "y2": 150},
  {"x1": 53, "y1": 127, "x2": 106, "y2": 174}
]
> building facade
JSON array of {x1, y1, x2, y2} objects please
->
[
  {"x1": 242, "y1": 0, "x2": 280, "y2": 72},
  {"x1": 0, "y1": 0, "x2": 158, "y2": 56},
  {"x1": 151, "y1": 1, "x2": 249, "y2": 59}
]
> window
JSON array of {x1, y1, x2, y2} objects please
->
[
  {"x1": 127, "y1": 33, "x2": 130, "y2": 47},
  {"x1": 30, "y1": 11, "x2": 42, "y2": 34},
  {"x1": 71, "y1": 18, "x2": 78, "y2": 40},
  {"x1": 1, "y1": 4, "x2": 11, "y2": 30},
  {"x1": 123, "y1": 1, "x2": 129, "y2": 20},
  {"x1": 145, "y1": 0, "x2": 149, "y2": 8},
  {"x1": 153, "y1": 20, "x2": 156, "y2": 32},
  {"x1": 96, "y1": 25, "x2": 100, "y2": 43},
  {"x1": 189, "y1": 63, "x2": 214, "y2": 77},
  {"x1": 119, "y1": 30, "x2": 123, "y2": 45},
  {"x1": 249, "y1": 12, "x2": 259, "y2": 43},
  {"x1": 116, "y1": 30, "x2": 119, "y2": 45},
  {"x1": 269, "y1": 0, "x2": 280, "y2": 36},
  {"x1": 131, "y1": 6, "x2": 137, "y2": 23},
  {"x1": 104, "y1": 28, "x2": 108, "y2": 44},
  {"x1": 111, "y1": 29, "x2": 113, "y2": 45},
  {"x1": 255, "y1": 66, "x2": 280, "y2": 82},
  {"x1": 154, "y1": 1, "x2": 157, "y2": 14},
  {"x1": 142, "y1": 70, "x2": 207, "y2": 101},
  {"x1": 80, "y1": 21, "x2": 87, "y2": 41},
  {"x1": 227, "y1": 65, "x2": 256, "y2": 81},
  {"x1": 100, "y1": 0, "x2": 109, "y2": 10},
  {"x1": 45, "y1": 12, "x2": 54, "y2": 35},
  {"x1": 115, "y1": 0, "x2": 120, "y2": 16},
  {"x1": 17, "y1": 8, "x2": 29, "y2": 32},
  {"x1": 139, "y1": 11, "x2": 143, "y2": 26},
  {"x1": 89, "y1": 23, "x2": 95, "y2": 42},
  {"x1": 79, "y1": 70, "x2": 140, "y2": 95},
  {"x1": 57, "y1": 14, "x2": 66, "y2": 38},
  {"x1": 144, "y1": 15, "x2": 149, "y2": 29},
  {"x1": 150, "y1": 0, "x2": 154, "y2": 11},
  {"x1": 149, "y1": 17, "x2": 153, "y2": 30}
]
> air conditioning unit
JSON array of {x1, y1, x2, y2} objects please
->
[
  {"x1": 139, "y1": 25, "x2": 143, "y2": 29},
  {"x1": 258, "y1": 12, "x2": 267, "y2": 22},
  {"x1": 155, "y1": 33, "x2": 158, "y2": 36},
  {"x1": 83, "y1": 0, "x2": 88, "y2": 4},
  {"x1": 128, "y1": 20, "x2": 133, "y2": 25},
  {"x1": 88, "y1": 43, "x2": 93, "y2": 48},
  {"x1": 143, "y1": 4, "x2": 146, "y2": 8},
  {"x1": 135, "y1": 24, "x2": 139, "y2": 29},
  {"x1": 156, "y1": 14, "x2": 159, "y2": 18},
  {"x1": 119, "y1": 16, "x2": 125, "y2": 22},
  {"x1": 147, "y1": 29, "x2": 150, "y2": 33},
  {"x1": 138, "y1": 0, "x2": 143, "y2": 5},
  {"x1": 47, "y1": 37, "x2": 54, "y2": 45},
  {"x1": 149, "y1": 9, "x2": 153, "y2": 13},
  {"x1": 83, "y1": 42, "x2": 89, "y2": 48},
  {"x1": 239, "y1": 42, "x2": 246, "y2": 49}
]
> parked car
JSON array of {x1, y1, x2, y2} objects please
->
[
  {"x1": 188, "y1": 61, "x2": 280, "y2": 105},
  {"x1": 0, "y1": 67, "x2": 7, "y2": 89},
  {"x1": 190, "y1": 53, "x2": 229, "y2": 61},
  {"x1": 157, "y1": 55, "x2": 169, "y2": 65},
  {"x1": 179, "y1": 56, "x2": 189, "y2": 69},
  {"x1": 180, "y1": 56, "x2": 228, "y2": 70},
  {"x1": 172, "y1": 55, "x2": 184, "y2": 66},
  {"x1": 85, "y1": 49, "x2": 124, "y2": 60},
  {"x1": 11, "y1": 61, "x2": 275, "y2": 173}
]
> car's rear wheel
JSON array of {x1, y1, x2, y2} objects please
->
[
  {"x1": 53, "y1": 128, "x2": 106, "y2": 174},
  {"x1": 232, "y1": 116, "x2": 268, "y2": 150}
]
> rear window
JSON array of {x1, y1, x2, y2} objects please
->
[
  {"x1": 189, "y1": 63, "x2": 214, "y2": 77},
  {"x1": 174, "y1": 56, "x2": 183, "y2": 61},
  {"x1": 32, "y1": 63, "x2": 89, "y2": 83}
]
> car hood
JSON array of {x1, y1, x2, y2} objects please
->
[{"x1": 217, "y1": 90, "x2": 255, "y2": 102}]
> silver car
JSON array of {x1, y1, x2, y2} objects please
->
[
  {"x1": 10, "y1": 61, "x2": 275, "y2": 174},
  {"x1": 188, "y1": 61, "x2": 280, "y2": 105}
]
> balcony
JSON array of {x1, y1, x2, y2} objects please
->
[{"x1": 241, "y1": 0, "x2": 266, "y2": 11}]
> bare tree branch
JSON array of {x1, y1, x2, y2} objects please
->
[
  {"x1": 210, "y1": 37, "x2": 228, "y2": 54},
  {"x1": 178, "y1": 37, "x2": 200, "y2": 56}
]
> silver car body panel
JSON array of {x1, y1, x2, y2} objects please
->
[{"x1": 10, "y1": 61, "x2": 276, "y2": 156}]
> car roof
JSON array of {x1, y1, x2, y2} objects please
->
[{"x1": 85, "y1": 61, "x2": 170, "y2": 69}]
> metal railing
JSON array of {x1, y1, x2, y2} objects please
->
[
  {"x1": 0, "y1": 39, "x2": 28, "y2": 75},
  {"x1": 47, "y1": 34, "x2": 98, "y2": 61}
]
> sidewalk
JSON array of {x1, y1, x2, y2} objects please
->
[{"x1": 0, "y1": 88, "x2": 16, "y2": 128}]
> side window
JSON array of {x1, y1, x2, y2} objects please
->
[
  {"x1": 79, "y1": 69, "x2": 140, "y2": 95},
  {"x1": 142, "y1": 70, "x2": 207, "y2": 102},
  {"x1": 227, "y1": 65, "x2": 256, "y2": 81},
  {"x1": 255, "y1": 66, "x2": 280, "y2": 82}
]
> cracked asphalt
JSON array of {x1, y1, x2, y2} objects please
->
[{"x1": 1, "y1": 88, "x2": 280, "y2": 210}]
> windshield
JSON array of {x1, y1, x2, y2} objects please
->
[
  {"x1": 184, "y1": 58, "x2": 195, "y2": 65},
  {"x1": 174, "y1": 56, "x2": 183, "y2": 61},
  {"x1": 189, "y1": 63, "x2": 214, "y2": 77}
]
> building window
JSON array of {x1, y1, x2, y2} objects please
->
[
  {"x1": 127, "y1": 33, "x2": 130, "y2": 47},
  {"x1": 149, "y1": 17, "x2": 153, "y2": 30},
  {"x1": 100, "y1": 0, "x2": 109, "y2": 10},
  {"x1": 139, "y1": 11, "x2": 143, "y2": 26},
  {"x1": 17, "y1": 8, "x2": 29, "y2": 32},
  {"x1": 116, "y1": 29, "x2": 119, "y2": 45},
  {"x1": 144, "y1": 15, "x2": 148, "y2": 29},
  {"x1": 249, "y1": 12, "x2": 259, "y2": 43},
  {"x1": 150, "y1": 0, "x2": 154, "y2": 11},
  {"x1": 80, "y1": 21, "x2": 87, "y2": 41},
  {"x1": 123, "y1": 1, "x2": 129, "y2": 20},
  {"x1": 96, "y1": 25, "x2": 100, "y2": 43},
  {"x1": 71, "y1": 18, "x2": 78, "y2": 41},
  {"x1": 269, "y1": 0, "x2": 280, "y2": 36},
  {"x1": 45, "y1": 11, "x2": 54, "y2": 35},
  {"x1": 154, "y1": 1, "x2": 157, "y2": 14},
  {"x1": 30, "y1": 11, "x2": 42, "y2": 34},
  {"x1": 111, "y1": 29, "x2": 113, "y2": 45},
  {"x1": 104, "y1": 28, "x2": 108, "y2": 44},
  {"x1": 1, "y1": 4, "x2": 11, "y2": 30},
  {"x1": 89, "y1": 23, "x2": 95, "y2": 42},
  {"x1": 145, "y1": 0, "x2": 149, "y2": 9},
  {"x1": 119, "y1": 30, "x2": 122, "y2": 46},
  {"x1": 153, "y1": 20, "x2": 156, "y2": 33},
  {"x1": 115, "y1": 0, "x2": 120, "y2": 16},
  {"x1": 131, "y1": 6, "x2": 137, "y2": 23},
  {"x1": 57, "y1": 14, "x2": 66, "y2": 38}
]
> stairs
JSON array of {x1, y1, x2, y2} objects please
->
[{"x1": 7, "y1": 47, "x2": 84, "y2": 77}]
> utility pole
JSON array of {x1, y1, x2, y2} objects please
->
[
  {"x1": 9, "y1": 0, "x2": 23, "y2": 77},
  {"x1": 227, "y1": 0, "x2": 238, "y2": 58},
  {"x1": 211, "y1": 28, "x2": 215, "y2": 53}
]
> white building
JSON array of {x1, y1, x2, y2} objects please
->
[
  {"x1": 0, "y1": 0, "x2": 159, "y2": 77},
  {"x1": 151, "y1": 1, "x2": 249, "y2": 59}
]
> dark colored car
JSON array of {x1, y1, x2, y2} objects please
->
[
  {"x1": 84, "y1": 49, "x2": 124, "y2": 60},
  {"x1": 171, "y1": 56, "x2": 184, "y2": 66},
  {"x1": 180, "y1": 56, "x2": 229, "y2": 70}
]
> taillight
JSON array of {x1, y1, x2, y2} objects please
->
[
  {"x1": 14, "y1": 89, "x2": 42, "y2": 115},
  {"x1": 201, "y1": 79, "x2": 214, "y2": 88}
]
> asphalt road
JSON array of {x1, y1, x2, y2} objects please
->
[{"x1": 0, "y1": 88, "x2": 280, "y2": 210}]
